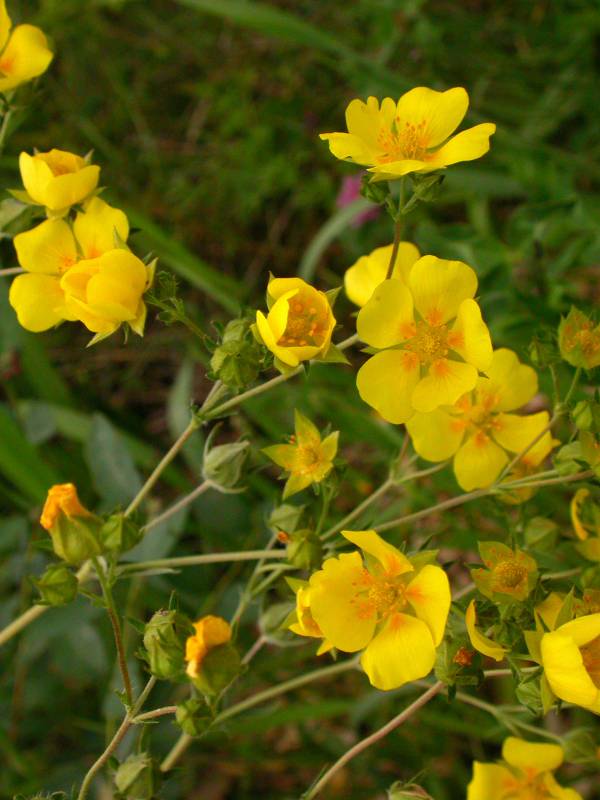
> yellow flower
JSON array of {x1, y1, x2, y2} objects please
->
[
  {"x1": 255, "y1": 277, "x2": 336, "y2": 370},
  {"x1": 406, "y1": 348, "x2": 556, "y2": 490},
  {"x1": 320, "y1": 87, "x2": 495, "y2": 181},
  {"x1": 467, "y1": 737, "x2": 582, "y2": 800},
  {"x1": 288, "y1": 582, "x2": 332, "y2": 655},
  {"x1": 471, "y1": 541, "x2": 538, "y2": 603},
  {"x1": 19, "y1": 148, "x2": 100, "y2": 212},
  {"x1": 185, "y1": 615, "x2": 232, "y2": 679},
  {"x1": 541, "y1": 613, "x2": 600, "y2": 714},
  {"x1": 344, "y1": 241, "x2": 420, "y2": 307},
  {"x1": 465, "y1": 600, "x2": 508, "y2": 662},
  {"x1": 263, "y1": 409, "x2": 338, "y2": 498},
  {"x1": 300, "y1": 529, "x2": 450, "y2": 690},
  {"x1": 0, "y1": 0, "x2": 53, "y2": 93},
  {"x1": 559, "y1": 307, "x2": 600, "y2": 370},
  {"x1": 356, "y1": 256, "x2": 492, "y2": 424},
  {"x1": 8, "y1": 198, "x2": 133, "y2": 333},
  {"x1": 39, "y1": 483, "x2": 101, "y2": 564}
]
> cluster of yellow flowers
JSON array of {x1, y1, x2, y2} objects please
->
[{"x1": 9, "y1": 150, "x2": 153, "y2": 341}]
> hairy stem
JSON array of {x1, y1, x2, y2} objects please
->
[
  {"x1": 143, "y1": 479, "x2": 212, "y2": 532},
  {"x1": 118, "y1": 549, "x2": 287, "y2": 576}
]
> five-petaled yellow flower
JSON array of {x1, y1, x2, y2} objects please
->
[
  {"x1": 255, "y1": 277, "x2": 336, "y2": 371},
  {"x1": 406, "y1": 348, "x2": 556, "y2": 490},
  {"x1": 356, "y1": 256, "x2": 492, "y2": 424},
  {"x1": 470, "y1": 541, "x2": 538, "y2": 603},
  {"x1": 320, "y1": 86, "x2": 496, "y2": 181},
  {"x1": 19, "y1": 148, "x2": 100, "y2": 212},
  {"x1": 541, "y1": 612, "x2": 600, "y2": 714},
  {"x1": 295, "y1": 529, "x2": 450, "y2": 691},
  {"x1": 185, "y1": 615, "x2": 232, "y2": 679},
  {"x1": 344, "y1": 241, "x2": 420, "y2": 307},
  {"x1": 0, "y1": 0, "x2": 53, "y2": 94},
  {"x1": 263, "y1": 409, "x2": 338, "y2": 498},
  {"x1": 467, "y1": 737, "x2": 582, "y2": 800}
]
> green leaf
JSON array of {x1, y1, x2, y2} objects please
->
[
  {"x1": 85, "y1": 414, "x2": 142, "y2": 507},
  {"x1": 0, "y1": 404, "x2": 59, "y2": 502}
]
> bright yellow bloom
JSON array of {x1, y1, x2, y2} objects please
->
[
  {"x1": 263, "y1": 409, "x2": 338, "y2": 498},
  {"x1": 39, "y1": 483, "x2": 101, "y2": 564},
  {"x1": 541, "y1": 613, "x2": 600, "y2": 714},
  {"x1": 344, "y1": 241, "x2": 420, "y2": 307},
  {"x1": 356, "y1": 256, "x2": 492, "y2": 424},
  {"x1": 255, "y1": 277, "x2": 336, "y2": 370},
  {"x1": 465, "y1": 600, "x2": 508, "y2": 662},
  {"x1": 320, "y1": 87, "x2": 495, "y2": 181},
  {"x1": 9, "y1": 198, "x2": 134, "y2": 334},
  {"x1": 185, "y1": 615, "x2": 232, "y2": 679},
  {"x1": 467, "y1": 737, "x2": 581, "y2": 800},
  {"x1": 19, "y1": 148, "x2": 100, "y2": 212},
  {"x1": 470, "y1": 541, "x2": 538, "y2": 603},
  {"x1": 298, "y1": 529, "x2": 450, "y2": 690},
  {"x1": 0, "y1": 0, "x2": 52, "y2": 93},
  {"x1": 406, "y1": 348, "x2": 556, "y2": 490}
]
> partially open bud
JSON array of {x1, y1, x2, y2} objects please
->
[
  {"x1": 39, "y1": 484, "x2": 102, "y2": 565},
  {"x1": 143, "y1": 609, "x2": 187, "y2": 681},
  {"x1": 175, "y1": 697, "x2": 212, "y2": 737},
  {"x1": 559, "y1": 307, "x2": 600, "y2": 369},
  {"x1": 100, "y1": 513, "x2": 143, "y2": 555},
  {"x1": 114, "y1": 753, "x2": 160, "y2": 800},
  {"x1": 34, "y1": 564, "x2": 78, "y2": 606},
  {"x1": 185, "y1": 615, "x2": 240, "y2": 696}
]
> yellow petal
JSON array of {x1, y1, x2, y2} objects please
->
[
  {"x1": 320, "y1": 431, "x2": 339, "y2": 462},
  {"x1": 555, "y1": 613, "x2": 600, "y2": 647},
  {"x1": 501, "y1": 736, "x2": 563, "y2": 773},
  {"x1": 42, "y1": 164, "x2": 101, "y2": 212},
  {"x1": 405, "y1": 564, "x2": 450, "y2": 646},
  {"x1": 263, "y1": 443, "x2": 297, "y2": 470},
  {"x1": 319, "y1": 131, "x2": 375, "y2": 165},
  {"x1": 0, "y1": 0, "x2": 11, "y2": 52},
  {"x1": 571, "y1": 488, "x2": 592, "y2": 541},
  {"x1": 345, "y1": 242, "x2": 420, "y2": 307},
  {"x1": 541, "y1": 630, "x2": 600, "y2": 707},
  {"x1": 411, "y1": 359, "x2": 477, "y2": 413},
  {"x1": 19, "y1": 151, "x2": 53, "y2": 205},
  {"x1": 9, "y1": 273, "x2": 65, "y2": 332},
  {"x1": 356, "y1": 278, "x2": 414, "y2": 348},
  {"x1": 345, "y1": 96, "x2": 386, "y2": 150},
  {"x1": 14, "y1": 218, "x2": 77, "y2": 275},
  {"x1": 492, "y1": 411, "x2": 551, "y2": 455},
  {"x1": 406, "y1": 408, "x2": 464, "y2": 462},
  {"x1": 368, "y1": 158, "x2": 430, "y2": 179},
  {"x1": 449, "y1": 299, "x2": 492, "y2": 370},
  {"x1": 294, "y1": 409, "x2": 321, "y2": 448},
  {"x1": 0, "y1": 24, "x2": 53, "y2": 93},
  {"x1": 396, "y1": 86, "x2": 468, "y2": 148},
  {"x1": 465, "y1": 600, "x2": 508, "y2": 662},
  {"x1": 129, "y1": 300, "x2": 147, "y2": 337},
  {"x1": 74, "y1": 197, "x2": 129, "y2": 258},
  {"x1": 341, "y1": 529, "x2": 413, "y2": 577},
  {"x1": 309, "y1": 552, "x2": 376, "y2": 652},
  {"x1": 480, "y1": 348, "x2": 538, "y2": 411},
  {"x1": 360, "y1": 612, "x2": 436, "y2": 691},
  {"x1": 454, "y1": 432, "x2": 508, "y2": 491},
  {"x1": 467, "y1": 762, "x2": 512, "y2": 800},
  {"x1": 356, "y1": 350, "x2": 420, "y2": 424},
  {"x1": 282, "y1": 472, "x2": 314, "y2": 498},
  {"x1": 542, "y1": 773, "x2": 583, "y2": 800},
  {"x1": 408, "y1": 256, "x2": 478, "y2": 325},
  {"x1": 535, "y1": 593, "x2": 565, "y2": 632},
  {"x1": 427, "y1": 123, "x2": 496, "y2": 168}
]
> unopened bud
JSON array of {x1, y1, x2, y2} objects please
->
[
  {"x1": 210, "y1": 317, "x2": 264, "y2": 389},
  {"x1": 114, "y1": 753, "x2": 160, "y2": 800},
  {"x1": 175, "y1": 697, "x2": 212, "y2": 737},
  {"x1": 101, "y1": 513, "x2": 143, "y2": 554},
  {"x1": 143, "y1": 609, "x2": 187, "y2": 680},
  {"x1": 202, "y1": 436, "x2": 249, "y2": 491},
  {"x1": 34, "y1": 564, "x2": 78, "y2": 606}
]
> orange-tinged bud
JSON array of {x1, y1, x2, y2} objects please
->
[
  {"x1": 40, "y1": 483, "x2": 102, "y2": 565},
  {"x1": 184, "y1": 615, "x2": 239, "y2": 696}
]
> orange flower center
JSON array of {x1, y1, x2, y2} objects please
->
[
  {"x1": 376, "y1": 118, "x2": 429, "y2": 164},
  {"x1": 277, "y1": 295, "x2": 329, "y2": 348},
  {"x1": 491, "y1": 559, "x2": 528, "y2": 592},
  {"x1": 292, "y1": 443, "x2": 326, "y2": 478},
  {"x1": 0, "y1": 55, "x2": 14, "y2": 75},
  {"x1": 402, "y1": 320, "x2": 452, "y2": 364},
  {"x1": 351, "y1": 570, "x2": 408, "y2": 620},
  {"x1": 502, "y1": 769, "x2": 553, "y2": 800},
  {"x1": 581, "y1": 635, "x2": 600, "y2": 688}
]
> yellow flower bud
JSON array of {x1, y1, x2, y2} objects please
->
[
  {"x1": 184, "y1": 615, "x2": 239, "y2": 696},
  {"x1": 19, "y1": 148, "x2": 100, "y2": 212},
  {"x1": 185, "y1": 615, "x2": 232, "y2": 679},
  {"x1": 39, "y1": 483, "x2": 102, "y2": 565}
]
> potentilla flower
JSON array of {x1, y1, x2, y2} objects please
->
[
  {"x1": 8, "y1": 197, "x2": 133, "y2": 333},
  {"x1": 465, "y1": 600, "x2": 508, "y2": 662},
  {"x1": 254, "y1": 277, "x2": 336, "y2": 370},
  {"x1": 0, "y1": 0, "x2": 53, "y2": 93},
  {"x1": 345, "y1": 241, "x2": 420, "y2": 307},
  {"x1": 559, "y1": 307, "x2": 600, "y2": 370},
  {"x1": 185, "y1": 615, "x2": 232, "y2": 679},
  {"x1": 356, "y1": 256, "x2": 492, "y2": 424},
  {"x1": 263, "y1": 409, "x2": 338, "y2": 498},
  {"x1": 39, "y1": 483, "x2": 102, "y2": 564},
  {"x1": 320, "y1": 86, "x2": 495, "y2": 181},
  {"x1": 470, "y1": 541, "x2": 538, "y2": 603},
  {"x1": 467, "y1": 737, "x2": 582, "y2": 800},
  {"x1": 406, "y1": 348, "x2": 557, "y2": 490},
  {"x1": 541, "y1": 613, "x2": 600, "y2": 714},
  {"x1": 298, "y1": 529, "x2": 450, "y2": 691},
  {"x1": 19, "y1": 148, "x2": 100, "y2": 212}
]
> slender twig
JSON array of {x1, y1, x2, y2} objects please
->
[
  {"x1": 142, "y1": 480, "x2": 212, "y2": 533},
  {"x1": 117, "y1": 549, "x2": 287, "y2": 576},
  {"x1": 0, "y1": 105, "x2": 14, "y2": 154},
  {"x1": 0, "y1": 267, "x2": 24, "y2": 277},
  {"x1": 303, "y1": 681, "x2": 444, "y2": 799},
  {"x1": 77, "y1": 676, "x2": 156, "y2": 800},
  {"x1": 377, "y1": 488, "x2": 488, "y2": 533},
  {"x1": 131, "y1": 705, "x2": 177, "y2": 724},
  {"x1": 385, "y1": 218, "x2": 403, "y2": 280}
]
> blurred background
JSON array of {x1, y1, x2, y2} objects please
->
[{"x1": 1, "y1": 1, "x2": 600, "y2": 797}]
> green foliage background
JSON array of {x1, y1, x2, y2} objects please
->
[{"x1": 1, "y1": 0, "x2": 600, "y2": 797}]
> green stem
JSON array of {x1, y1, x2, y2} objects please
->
[
  {"x1": 77, "y1": 676, "x2": 156, "y2": 800},
  {"x1": 117, "y1": 549, "x2": 287, "y2": 576},
  {"x1": 0, "y1": 104, "x2": 13, "y2": 154},
  {"x1": 92, "y1": 558, "x2": 133, "y2": 707},
  {"x1": 385, "y1": 218, "x2": 402, "y2": 280},
  {"x1": 160, "y1": 657, "x2": 360, "y2": 773},
  {"x1": 132, "y1": 705, "x2": 177, "y2": 724},
  {"x1": 0, "y1": 267, "x2": 24, "y2": 277},
  {"x1": 142, "y1": 479, "x2": 212, "y2": 532},
  {"x1": 455, "y1": 690, "x2": 561, "y2": 742}
]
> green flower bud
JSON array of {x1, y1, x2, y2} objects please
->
[
  {"x1": 143, "y1": 609, "x2": 187, "y2": 680},
  {"x1": 115, "y1": 753, "x2": 160, "y2": 800},
  {"x1": 191, "y1": 642, "x2": 241, "y2": 697},
  {"x1": 34, "y1": 564, "x2": 78, "y2": 606},
  {"x1": 210, "y1": 317, "x2": 264, "y2": 389},
  {"x1": 39, "y1": 484, "x2": 102, "y2": 565},
  {"x1": 360, "y1": 173, "x2": 390, "y2": 204},
  {"x1": 202, "y1": 431, "x2": 249, "y2": 491},
  {"x1": 101, "y1": 513, "x2": 143, "y2": 555},
  {"x1": 286, "y1": 528, "x2": 322, "y2": 570},
  {"x1": 175, "y1": 697, "x2": 212, "y2": 737}
]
